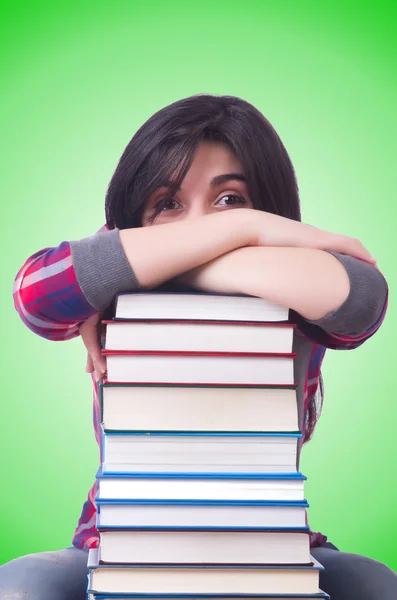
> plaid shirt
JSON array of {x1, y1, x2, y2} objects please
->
[{"x1": 12, "y1": 224, "x2": 387, "y2": 550}]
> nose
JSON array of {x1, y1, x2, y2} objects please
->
[{"x1": 186, "y1": 200, "x2": 212, "y2": 220}]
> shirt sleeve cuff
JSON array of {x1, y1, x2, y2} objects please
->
[
  {"x1": 306, "y1": 251, "x2": 388, "y2": 337},
  {"x1": 70, "y1": 228, "x2": 140, "y2": 311}
]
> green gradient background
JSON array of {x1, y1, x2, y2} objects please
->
[{"x1": 1, "y1": 0, "x2": 396, "y2": 571}]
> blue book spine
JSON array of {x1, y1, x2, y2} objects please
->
[
  {"x1": 97, "y1": 467, "x2": 306, "y2": 480},
  {"x1": 103, "y1": 432, "x2": 302, "y2": 438},
  {"x1": 101, "y1": 471, "x2": 303, "y2": 479},
  {"x1": 95, "y1": 498, "x2": 309, "y2": 507}
]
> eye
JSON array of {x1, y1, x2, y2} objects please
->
[
  {"x1": 215, "y1": 194, "x2": 247, "y2": 207},
  {"x1": 155, "y1": 197, "x2": 182, "y2": 212},
  {"x1": 146, "y1": 196, "x2": 183, "y2": 225}
]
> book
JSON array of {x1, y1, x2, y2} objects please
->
[
  {"x1": 97, "y1": 529, "x2": 311, "y2": 565},
  {"x1": 114, "y1": 293, "x2": 289, "y2": 322},
  {"x1": 96, "y1": 472, "x2": 306, "y2": 502},
  {"x1": 87, "y1": 548, "x2": 324, "y2": 595},
  {"x1": 96, "y1": 499, "x2": 309, "y2": 529},
  {"x1": 102, "y1": 351, "x2": 295, "y2": 385},
  {"x1": 100, "y1": 383, "x2": 299, "y2": 433},
  {"x1": 88, "y1": 292, "x2": 316, "y2": 599},
  {"x1": 87, "y1": 594, "x2": 330, "y2": 600},
  {"x1": 104, "y1": 321, "x2": 295, "y2": 354},
  {"x1": 101, "y1": 433, "x2": 300, "y2": 475}
]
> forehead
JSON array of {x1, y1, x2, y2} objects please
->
[
  {"x1": 181, "y1": 141, "x2": 244, "y2": 186},
  {"x1": 185, "y1": 141, "x2": 243, "y2": 179},
  {"x1": 153, "y1": 141, "x2": 245, "y2": 193}
]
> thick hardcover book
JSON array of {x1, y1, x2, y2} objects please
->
[
  {"x1": 114, "y1": 292, "x2": 289, "y2": 323},
  {"x1": 96, "y1": 529, "x2": 311, "y2": 566},
  {"x1": 87, "y1": 548, "x2": 324, "y2": 595},
  {"x1": 101, "y1": 351, "x2": 296, "y2": 385},
  {"x1": 95, "y1": 498, "x2": 309, "y2": 530},
  {"x1": 99, "y1": 383, "x2": 299, "y2": 434},
  {"x1": 96, "y1": 469, "x2": 306, "y2": 502},
  {"x1": 103, "y1": 320, "x2": 295, "y2": 354},
  {"x1": 101, "y1": 432, "x2": 301, "y2": 476}
]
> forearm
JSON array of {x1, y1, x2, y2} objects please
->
[
  {"x1": 184, "y1": 246, "x2": 351, "y2": 321},
  {"x1": 118, "y1": 209, "x2": 256, "y2": 288},
  {"x1": 69, "y1": 210, "x2": 256, "y2": 311}
]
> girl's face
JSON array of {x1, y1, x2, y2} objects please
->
[{"x1": 142, "y1": 141, "x2": 254, "y2": 226}]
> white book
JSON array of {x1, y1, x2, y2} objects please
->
[
  {"x1": 102, "y1": 433, "x2": 300, "y2": 475},
  {"x1": 115, "y1": 292, "x2": 289, "y2": 322},
  {"x1": 100, "y1": 383, "x2": 299, "y2": 433},
  {"x1": 97, "y1": 476, "x2": 306, "y2": 502},
  {"x1": 105, "y1": 321, "x2": 294, "y2": 354},
  {"x1": 87, "y1": 548, "x2": 323, "y2": 595},
  {"x1": 98, "y1": 530, "x2": 311, "y2": 565},
  {"x1": 96, "y1": 501, "x2": 308, "y2": 529},
  {"x1": 103, "y1": 353, "x2": 295, "y2": 385}
]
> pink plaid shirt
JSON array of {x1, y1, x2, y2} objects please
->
[{"x1": 12, "y1": 224, "x2": 387, "y2": 550}]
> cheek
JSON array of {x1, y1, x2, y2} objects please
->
[
  {"x1": 141, "y1": 214, "x2": 152, "y2": 227},
  {"x1": 141, "y1": 205, "x2": 161, "y2": 227},
  {"x1": 244, "y1": 198, "x2": 254, "y2": 210}
]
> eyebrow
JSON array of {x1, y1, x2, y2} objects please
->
[
  {"x1": 210, "y1": 173, "x2": 247, "y2": 186},
  {"x1": 161, "y1": 173, "x2": 247, "y2": 192}
]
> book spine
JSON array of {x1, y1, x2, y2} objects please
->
[
  {"x1": 102, "y1": 350, "x2": 296, "y2": 358},
  {"x1": 97, "y1": 526, "x2": 311, "y2": 533},
  {"x1": 102, "y1": 381, "x2": 298, "y2": 388},
  {"x1": 103, "y1": 431, "x2": 302, "y2": 437},
  {"x1": 103, "y1": 319, "x2": 296, "y2": 328},
  {"x1": 94, "y1": 497, "x2": 310, "y2": 507},
  {"x1": 97, "y1": 471, "x2": 307, "y2": 480}
]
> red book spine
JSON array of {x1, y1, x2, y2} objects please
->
[{"x1": 102, "y1": 350, "x2": 296, "y2": 358}]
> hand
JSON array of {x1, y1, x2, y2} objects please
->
[
  {"x1": 79, "y1": 311, "x2": 107, "y2": 381},
  {"x1": 254, "y1": 211, "x2": 376, "y2": 265}
]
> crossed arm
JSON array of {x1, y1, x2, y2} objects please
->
[
  {"x1": 12, "y1": 206, "x2": 387, "y2": 380},
  {"x1": 68, "y1": 209, "x2": 385, "y2": 379}
]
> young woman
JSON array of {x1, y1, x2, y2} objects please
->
[{"x1": 6, "y1": 94, "x2": 396, "y2": 599}]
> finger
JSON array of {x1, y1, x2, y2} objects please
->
[
  {"x1": 79, "y1": 313, "x2": 107, "y2": 377},
  {"x1": 80, "y1": 318, "x2": 103, "y2": 362},
  {"x1": 349, "y1": 250, "x2": 377, "y2": 265},
  {"x1": 91, "y1": 350, "x2": 107, "y2": 374},
  {"x1": 347, "y1": 242, "x2": 376, "y2": 265},
  {"x1": 329, "y1": 236, "x2": 376, "y2": 264},
  {"x1": 86, "y1": 348, "x2": 107, "y2": 380},
  {"x1": 93, "y1": 357, "x2": 107, "y2": 382},
  {"x1": 79, "y1": 314, "x2": 101, "y2": 355},
  {"x1": 86, "y1": 354, "x2": 107, "y2": 381}
]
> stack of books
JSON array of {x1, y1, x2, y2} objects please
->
[{"x1": 87, "y1": 292, "x2": 329, "y2": 600}]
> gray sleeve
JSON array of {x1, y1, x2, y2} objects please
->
[
  {"x1": 306, "y1": 251, "x2": 388, "y2": 337},
  {"x1": 70, "y1": 228, "x2": 140, "y2": 311}
]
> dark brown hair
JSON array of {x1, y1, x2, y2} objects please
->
[{"x1": 105, "y1": 94, "x2": 301, "y2": 229}]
